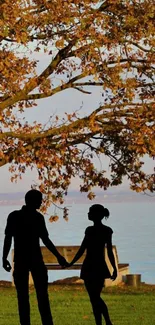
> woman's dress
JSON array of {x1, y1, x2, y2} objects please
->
[{"x1": 80, "y1": 224, "x2": 113, "y2": 282}]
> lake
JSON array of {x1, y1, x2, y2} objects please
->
[{"x1": 0, "y1": 202, "x2": 155, "y2": 284}]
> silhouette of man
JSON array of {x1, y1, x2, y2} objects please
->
[{"x1": 2, "y1": 189, "x2": 67, "y2": 325}]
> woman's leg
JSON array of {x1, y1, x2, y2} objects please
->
[
  {"x1": 99, "y1": 297, "x2": 113, "y2": 325},
  {"x1": 84, "y1": 279, "x2": 113, "y2": 325}
]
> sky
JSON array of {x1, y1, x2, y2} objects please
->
[{"x1": 0, "y1": 52, "x2": 154, "y2": 194}]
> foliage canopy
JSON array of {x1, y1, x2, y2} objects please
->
[{"x1": 0, "y1": 0, "x2": 155, "y2": 211}]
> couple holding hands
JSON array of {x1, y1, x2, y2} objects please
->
[{"x1": 2, "y1": 189, "x2": 117, "y2": 325}]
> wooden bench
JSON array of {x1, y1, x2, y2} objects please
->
[{"x1": 12, "y1": 245, "x2": 129, "y2": 286}]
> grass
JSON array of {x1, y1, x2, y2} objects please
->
[{"x1": 0, "y1": 284, "x2": 155, "y2": 325}]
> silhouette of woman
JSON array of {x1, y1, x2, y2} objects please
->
[{"x1": 69, "y1": 204, "x2": 117, "y2": 325}]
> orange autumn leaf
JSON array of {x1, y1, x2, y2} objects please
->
[{"x1": 49, "y1": 215, "x2": 59, "y2": 223}]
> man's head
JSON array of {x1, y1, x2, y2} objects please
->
[{"x1": 25, "y1": 189, "x2": 42, "y2": 209}]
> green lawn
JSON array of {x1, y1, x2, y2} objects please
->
[{"x1": 0, "y1": 284, "x2": 155, "y2": 325}]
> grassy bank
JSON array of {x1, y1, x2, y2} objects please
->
[{"x1": 0, "y1": 284, "x2": 155, "y2": 325}]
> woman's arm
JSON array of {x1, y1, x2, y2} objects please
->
[
  {"x1": 69, "y1": 237, "x2": 86, "y2": 266},
  {"x1": 107, "y1": 234, "x2": 117, "y2": 280}
]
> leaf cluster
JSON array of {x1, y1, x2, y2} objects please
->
[{"x1": 0, "y1": 0, "x2": 154, "y2": 210}]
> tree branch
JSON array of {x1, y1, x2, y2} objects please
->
[
  {"x1": 0, "y1": 39, "x2": 77, "y2": 113},
  {"x1": 1, "y1": 102, "x2": 153, "y2": 142},
  {"x1": 125, "y1": 40, "x2": 154, "y2": 53}
]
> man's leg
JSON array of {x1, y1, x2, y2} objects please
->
[
  {"x1": 13, "y1": 267, "x2": 30, "y2": 325},
  {"x1": 31, "y1": 264, "x2": 54, "y2": 325}
]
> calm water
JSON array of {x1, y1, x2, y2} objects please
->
[{"x1": 0, "y1": 202, "x2": 155, "y2": 284}]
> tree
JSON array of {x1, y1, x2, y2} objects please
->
[{"x1": 0, "y1": 0, "x2": 155, "y2": 212}]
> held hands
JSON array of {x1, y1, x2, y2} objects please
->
[
  {"x1": 57, "y1": 255, "x2": 70, "y2": 268},
  {"x1": 3, "y1": 259, "x2": 12, "y2": 272},
  {"x1": 111, "y1": 268, "x2": 117, "y2": 281},
  {"x1": 63, "y1": 261, "x2": 74, "y2": 269},
  {"x1": 64, "y1": 261, "x2": 73, "y2": 268},
  {"x1": 60, "y1": 261, "x2": 74, "y2": 269}
]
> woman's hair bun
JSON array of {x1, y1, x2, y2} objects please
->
[{"x1": 104, "y1": 208, "x2": 110, "y2": 219}]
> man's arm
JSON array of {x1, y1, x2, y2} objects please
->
[
  {"x1": 41, "y1": 237, "x2": 68, "y2": 267},
  {"x1": 40, "y1": 214, "x2": 68, "y2": 267},
  {"x1": 2, "y1": 235, "x2": 12, "y2": 272}
]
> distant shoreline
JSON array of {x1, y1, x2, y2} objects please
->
[
  {"x1": 0, "y1": 198, "x2": 155, "y2": 206},
  {"x1": 0, "y1": 190, "x2": 155, "y2": 206}
]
